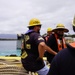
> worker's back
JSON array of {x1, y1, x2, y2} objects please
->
[{"x1": 47, "y1": 43, "x2": 75, "y2": 75}]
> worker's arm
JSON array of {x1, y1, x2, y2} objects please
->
[
  {"x1": 45, "y1": 44, "x2": 57, "y2": 55},
  {"x1": 38, "y1": 42, "x2": 57, "y2": 58},
  {"x1": 38, "y1": 42, "x2": 45, "y2": 58}
]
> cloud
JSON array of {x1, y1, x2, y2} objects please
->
[{"x1": 0, "y1": 0, "x2": 75, "y2": 34}]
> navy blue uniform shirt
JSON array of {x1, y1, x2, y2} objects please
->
[
  {"x1": 21, "y1": 30, "x2": 45, "y2": 72},
  {"x1": 47, "y1": 43, "x2": 75, "y2": 75}
]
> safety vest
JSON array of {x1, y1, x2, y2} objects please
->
[
  {"x1": 55, "y1": 34, "x2": 66, "y2": 51},
  {"x1": 70, "y1": 42, "x2": 75, "y2": 48}
]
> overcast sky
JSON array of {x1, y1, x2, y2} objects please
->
[{"x1": 0, "y1": 0, "x2": 75, "y2": 35}]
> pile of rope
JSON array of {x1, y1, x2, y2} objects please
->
[
  {"x1": 0, "y1": 57, "x2": 49, "y2": 75},
  {"x1": 0, "y1": 58, "x2": 29, "y2": 75}
]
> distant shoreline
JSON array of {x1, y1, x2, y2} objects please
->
[{"x1": 0, "y1": 39, "x2": 17, "y2": 40}]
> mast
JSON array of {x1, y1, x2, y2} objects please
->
[{"x1": 72, "y1": 15, "x2": 75, "y2": 32}]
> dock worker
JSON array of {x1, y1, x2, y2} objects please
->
[
  {"x1": 21, "y1": 18, "x2": 57, "y2": 75},
  {"x1": 44, "y1": 27, "x2": 53, "y2": 43},
  {"x1": 47, "y1": 41, "x2": 75, "y2": 75},
  {"x1": 46, "y1": 23, "x2": 69, "y2": 63},
  {"x1": 43, "y1": 27, "x2": 53, "y2": 58}
]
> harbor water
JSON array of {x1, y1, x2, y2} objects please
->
[{"x1": 0, "y1": 40, "x2": 21, "y2": 56}]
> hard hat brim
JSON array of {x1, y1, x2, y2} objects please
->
[
  {"x1": 52, "y1": 28, "x2": 69, "y2": 33},
  {"x1": 27, "y1": 24, "x2": 42, "y2": 28}
]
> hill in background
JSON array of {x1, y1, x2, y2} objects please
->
[{"x1": 0, "y1": 34, "x2": 17, "y2": 40}]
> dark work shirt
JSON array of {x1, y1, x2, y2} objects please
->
[
  {"x1": 21, "y1": 30, "x2": 45, "y2": 72},
  {"x1": 47, "y1": 43, "x2": 75, "y2": 75},
  {"x1": 46, "y1": 34, "x2": 58, "y2": 63}
]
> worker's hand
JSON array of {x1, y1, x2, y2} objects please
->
[
  {"x1": 55, "y1": 52, "x2": 57, "y2": 55},
  {"x1": 36, "y1": 57, "x2": 45, "y2": 65}
]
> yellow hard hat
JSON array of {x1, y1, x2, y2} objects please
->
[
  {"x1": 56, "y1": 24, "x2": 65, "y2": 28},
  {"x1": 52, "y1": 23, "x2": 69, "y2": 32},
  {"x1": 47, "y1": 27, "x2": 52, "y2": 32},
  {"x1": 28, "y1": 18, "x2": 42, "y2": 27}
]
